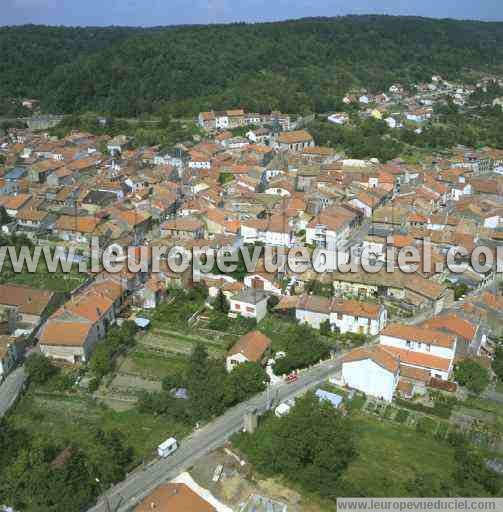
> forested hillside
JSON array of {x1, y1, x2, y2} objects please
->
[{"x1": 2, "y1": 16, "x2": 503, "y2": 116}]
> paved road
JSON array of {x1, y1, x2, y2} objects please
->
[
  {"x1": 88, "y1": 357, "x2": 343, "y2": 512},
  {"x1": 0, "y1": 366, "x2": 26, "y2": 418}
]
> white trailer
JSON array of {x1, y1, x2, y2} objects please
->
[{"x1": 157, "y1": 437, "x2": 178, "y2": 458}]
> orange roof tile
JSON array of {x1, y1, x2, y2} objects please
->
[
  {"x1": 342, "y1": 345, "x2": 399, "y2": 374},
  {"x1": 383, "y1": 346, "x2": 451, "y2": 372},
  {"x1": 134, "y1": 483, "x2": 215, "y2": 512},
  {"x1": 382, "y1": 324, "x2": 456, "y2": 349},
  {"x1": 421, "y1": 314, "x2": 476, "y2": 341},
  {"x1": 39, "y1": 321, "x2": 92, "y2": 347},
  {"x1": 227, "y1": 330, "x2": 271, "y2": 362}
]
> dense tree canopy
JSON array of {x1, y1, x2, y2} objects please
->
[
  {"x1": 454, "y1": 359, "x2": 490, "y2": 394},
  {"x1": 234, "y1": 393, "x2": 357, "y2": 499},
  {"x1": 3, "y1": 16, "x2": 503, "y2": 116}
]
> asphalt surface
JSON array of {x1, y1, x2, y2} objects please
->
[
  {"x1": 0, "y1": 366, "x2": 26, "y2": 418},
  {"x1": 88, "y1": 357, "x2": 343, "y2": 512}
]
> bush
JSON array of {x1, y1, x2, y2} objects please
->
[
  {"x1": 87, "y1": 377, "x2": 100, "y2": 393},
  {"x1": 273, "y1": 323, "x2": 330, "y2": 374},
  {"x1": 454, "y1": 359, "x2": 490, "y2": 394},
  {"x1": 25, "y1": 353, "x2": 57, "y2": 384}
]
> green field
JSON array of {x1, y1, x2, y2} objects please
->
[
  {"x1": 0, "y1": 269, "x2": 86, "y2": 292},
  {"x1": 123, "y1": 349, "x2": 190, "y2": 380},
  {"x1": 8, "y1": 391, "x2": 190, "y2": 464},
  {"x1": 138, "y1": 326, "x2": 230, "y2": 358},
  {"x1": 340, "y1": 413, "x2": 458, "y2": 496}
]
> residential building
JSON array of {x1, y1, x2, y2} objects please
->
[
  {"x1": 134, "y1": 483, "x2": 216, "y2": 512},
  {"x1": 342, "y1": 345, "x2": 400, "y2": 401},
  {"x1": 295, "y1": 294, "x2": 387, "y2": 335},
  {"x1": 226, "y1": 330, "x2": 271, "y2": 372},
  {"x1": 229, "y1": 289, "x2": 268, "y2": 322},
  {"x1": 380, "y1": 324, "x2": 457, "y2": 381},
  {"x1": 277, "y1": 130, "x2": 314, "y2": 152}
]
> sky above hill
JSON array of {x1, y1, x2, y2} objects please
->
[{"x1": 2, "y1": 0, "x2": 502, "y2": 26}]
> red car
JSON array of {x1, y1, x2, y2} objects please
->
[{"x1": 285, "y1": 373, "x2": 298, "y2": 383}]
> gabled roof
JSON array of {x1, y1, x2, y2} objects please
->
[
  {"x1": 0, "y1": 284, "x2": 54, "y2": 316},
  {"x1": 227, "y1": 330, "x2": 271, "y2": 362},
  {"x1": 161, "y1": 217, "x2": 204, "y2": 232},
  {"x1": 278, "y1": 130, "x2": 313, "y2": 144},
  {"x1": 55, "y1": 215, "x2": 99, "y2": 233},
  {"x1": 342, "y1": 345, "x2": 399, "y2": 374},
  {"x1": 382, "y1": 346, "x2": 451, "y2": 372},
  {"x1": 39, "y1": 320, "x2": 93, "y2": 347},
  {"x1": 421, "y1": 314, "x2": 476, "y2": 341},
  {"x1": 381, "y1": 323, "x2": 456, "y2": 349},
  {"x1": 297, "y1": 294, "x2": 331, "y2": 314},
  {"x1": 134, "y1": 483, "x2": 215, "y2": 512}
]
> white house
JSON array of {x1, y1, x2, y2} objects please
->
[
  {"x1": 295, "y1": 295, "x2": 387, "y2": 335},
  {"x1": 379, "y1": 324, "x2": 456, "y2": 381},
  {"x1": 306, "y1": 211, "x2": 354, "y2": 250},
  {"x1": 226, "y1": 330, "x2": 271, "y2": 373},
  {"x1": 240, "y1": 216, "x2": 295, "y2": 248},
  {"x1": 229, "y1": 289, "x2": 268, "y2": 322},
  {"x1": 38, "y1": 286, "x2": 116, "y2": 364},
  {"x1": 215, "y1": 112, "x2": 229, "y2": 130},
  {"x1": 296, "y1": 295, "x2": 331, "y2": 329},
  {"x1": 331, "y1": 299, "x2": 387, "y2": 336},
  {"x1": 328, "y1": 113, "x2": 349, "y2": 125},
  {"x1": 342, "y1": 345, "x2": 400, "y2": 402},
  {"x1": 188, "y1": 156, "x2": 211, "y2": 170},
  {"x1": 385, "y1": 117, "x2": 398, "y2": 129},
  {"x1": 244, "y1": 273, "x2": 282, "y2": 295}
]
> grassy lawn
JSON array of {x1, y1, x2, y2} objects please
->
[
  {"x1": 138, "y1": 327, "x2": 227, "y2": 358},
  {"x1": 8, "y1": 391, "x2": 190, "y2": 464},
  {"x1": 416, "y1": 416, "x2": 438, "y2": 435},
  {"x1": 341, "y1": 413, "x2": 457, "y2": 496},
  {"x1": 318, "y1": 382, "x2": 349, "y2": 398},
  {"x1": 395, "y1": 409, "x2": 409, "y2": 424},
  {"x1": 124, "y1": 349, "x2": 190, "y2": 380},
  {"x1": 461, "y1": 396, "x2": 503, "y2": 421},
  {"x1": 348, "y1": 394, "x2": 366, "y2": 412},
  {"x1": 0, "y1": 269, "x2": 86, "y2": 292}
]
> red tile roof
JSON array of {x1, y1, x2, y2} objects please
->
[
  {"x1": 227, "y1": 330, "x2": 271, "y2": 362},
  {"x1": 342, "y1": 345, "x2": 399, "y2": 374},
  {"x1": 382, "y1": 346, "x2": 451, "y2": 372},
  {"x1": 382, "y1": 324, "x2": 456, "y2": 349}
]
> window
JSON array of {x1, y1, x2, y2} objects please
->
[
  {"x1": 406, "y1": 340, "x2": 411, "y2": 348},
  {"x1": 234, "y1": 303, "x2": 240, "y2": 310},
  {"x1": 426, "y1": 344, "x2": 431, "y2": 352},
  {"x1": 246, "y1": 307, "x2": 254, "y2": 313}
]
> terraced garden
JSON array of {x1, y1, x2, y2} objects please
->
[{"x1": 137, "y1": 326, "x2": 234, "y2": 357}]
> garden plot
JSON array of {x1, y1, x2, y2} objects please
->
[{"x1": 138, "y1": 327, "x2": 228, "y2": 357}]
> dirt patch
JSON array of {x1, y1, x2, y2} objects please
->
[
  {"x1": 110, "y1": 373, "x2": 162, "y2": 394},
  {"x1": 189, "y1": 448, "x2": 334, "y2": 512}
]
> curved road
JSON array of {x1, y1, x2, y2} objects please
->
[{"x1": 88, "y1": 357, "x2": 343, "y2": 512}]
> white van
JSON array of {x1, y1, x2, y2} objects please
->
[{"x1": 157, "y1": 437, "x2": 178, "y2": 458}]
